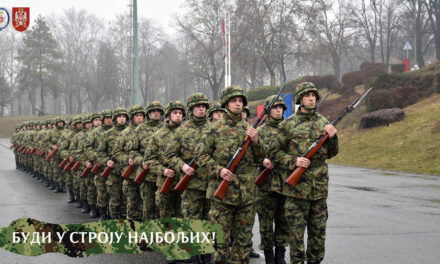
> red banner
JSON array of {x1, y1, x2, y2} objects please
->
[
  {"x1": 12, "y1": 7, "x2": 30, "y2": 32},
  {"x1": 402, "y1": 59, "x2": 410, "y2": 72}
]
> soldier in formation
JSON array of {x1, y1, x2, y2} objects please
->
[{"x1": 10, "y1": 81, "x2": 338, "y2": 264}]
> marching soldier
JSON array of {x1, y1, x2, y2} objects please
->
[
  {"x1": 115, "y1": 105, "x2": 146, "y2": 221},
  {"x1": 144, "y1": 100, "x2": 186, "y2": 219},
  {"x1": 58, "y1": 119, "x2": 75, "y2": 203},
  {"x1": 257, "y1": 95, "x2": 289, "y2": 263},
  {"x1": 268, "y1": 82, "x2": 339, "y2": 264},
  {"x1": 49, "y1": 117, "x2": 66, "y2": 193},
  {"x1": 165, "y1": 93, "x2": 212, "y2": 263},
  {"x1": 197, "y1": 86, "x2": 263, "y2": 263},
  {"x1": 134, "y1": 101, "x2": 164, "y2": 221}
]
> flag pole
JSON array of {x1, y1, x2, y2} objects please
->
[{"x1": 227, "y1": 12, "x2": 231, "y2": 86}]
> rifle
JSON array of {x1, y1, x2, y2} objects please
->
[
  {"x1": 91, "y1": 161, "x2": 103, "y2": 174},
  {"x1": 174, "y1": 146, "x2": 200, "y2": 193},
  {"x1": 9, "y1": 144, "x2": 14, "y2": 149},
  {"x1": 255, "y1": 92, "x2": 331, "y2": 187},
  {"x1": 121, "y1": 164, "x2": 134, "y2": 179},
  {"x1": 159, "y1": 165, "x2": 175, "y2": 194},
  {"x1": 63, "y1": 157, "x2": 75, "y2": 172},
  {"x1": 39, "y1": 151, "x2": 46, "y2": 158},
  {"x1": 101, "y1": 157, "x2": 116, "y2": 179},
  {"x1": 72, "y1": 160, "x2": 82, "y2": 171},
  {"x1": 29, "y1": 148, "x2": 36, "y2": 154},
  {"x1": 133, "y1": 162, "x2": 149, "y2": 185},
  {"x1": 45, "y1": 144, "x2": 59, "y2": 162},
  {"x1": 59, "y1": 158, "x2": 68, "y2": 169},
  {"x1": 36, "y1": 150, "x2": 41, "y2": 156},
  {"x1": 214, "y1": 82, "x2": 287, "y2": 199},
  {"x1": 81, "y1": 163, "x2": 92, "y2": 177},
  {"x1": 285, "y1": 88, "x2": 372, "y2": 188}
]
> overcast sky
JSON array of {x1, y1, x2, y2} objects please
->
[{"x1": 1, "y1": 0, "x2": 184, "y2": 35}]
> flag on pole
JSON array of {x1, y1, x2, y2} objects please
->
[{"x1": 222, "y1": 20, "x2": 227, "y2": 60}]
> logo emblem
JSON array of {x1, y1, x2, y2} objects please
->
[
  {"x1": 12, "y1": 7, "x2": 30, "y2": 32},
  {"x1": 0, "y1": 8, "x2": 10, "y2": 31}
]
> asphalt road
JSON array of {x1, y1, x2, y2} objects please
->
[{"x1": 1, "y1": 138, "x2": 439, "y2": 264}]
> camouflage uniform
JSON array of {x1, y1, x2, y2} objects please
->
[
  {"x1": 47, "y1": 118, "x2": 66, "y2": 192},
  {"x1": 268, "y1": 82, "x2": 339, "y2": 264},
  {"x1": 77, "y1": 116, "x2": 93, "y2": 212},
  {"x1": 115, "y1": 105, "x2": 145, "y2": 221},
  {"x1": 197, "y1": 86, "x2": 263, "y2": 263},
  {"x1": 166, "y1": 93, "x2": 211, "y2": 221},
  {"x1": 256, "y1": 96, "x2": 289, "y2": 261},
  {"x1": 85, "y1": 111, "x2": 112, "y2": 218},
  {"x1": 145, "y1": 101, "x2": 185, "y2": 219},
  {"x1": 134, "y1": 102, "x2": 164, "y2": 221},
  {"x1": 63, "y1": 117, "x2": 83, "y2": 203},
  {"x1": 99, "y1": 107, "x2": 129, "y2": 219},
  {"x1": 58, "y1": 119, "x2": 75, "y2": 202}
]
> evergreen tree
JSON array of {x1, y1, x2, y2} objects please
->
[{"x1": 16, "y1": 15, "x2": 62, "y2": 115}]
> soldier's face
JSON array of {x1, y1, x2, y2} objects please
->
[
  {"x1": 270, "y1": 105, "x2": 284, "y2": 119},
  {"x1": 103, "y1": 117, "x2": 113, "y2": 126},
  {"x1": 133, "y1": 113, "x2": 144, "y2": 124},
  {"x1": 76, "y1": 123, "x2": 82, "y2": 129},
  {"x1": 42, "y1": 125, "x2": 46, "y2": 129},
  {"x1": 212, "y1": 110, "x2": 223, "y2": 121},
  {"x1": 301, "y1": 92, "x2": 316, "y2": 108},
  {"x1": 170, "y1": 110, "x2": 183, "y2": 124},
  {"x1": 93, "y1": 118, "x2": 101, "y2": 127},
  {"x1": 192, "y1": 104, "x2": 207, "y2": 118},
  {"x1": 85, "y1": 122, "x2": 92, "y2": 129},
  {"x1": 227, "y1": 97, "x2": 243, "y2": 113},
  {"x1": 149, "y1": 110, "x2": 161, "y2": 120},
  {"x1": 116, "y1": 115, "x2": 127, "y2": 125},
  {"x1": 57, "y1": 121, "x2": 64, "y2": 127}
]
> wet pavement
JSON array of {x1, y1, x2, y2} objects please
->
[{"x1": 1, "y1": 138, "x2": 439, "y2": 263}]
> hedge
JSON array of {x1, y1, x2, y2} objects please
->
[
  {"x1": 246, "y1": 85, "x2": 279, "y2": 101},
  {"x1": 360, "y1": 108, "x2": 405, "y2": 128}
]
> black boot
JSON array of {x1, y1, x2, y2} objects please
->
[
  {"x1": 89, "y1": 205, "x2": 99, "y2": 218},
  {"x1": 264, "y1": 249, "x2": 275, "y2": 264},
  {"x1": 275, "y1": 247, "x2": 286, "y2": 264},
  {"x1": 53, "y1": 182, "x2": 62, "y2": 193},
  {"x1": 67, "y1": 189, "x2": 75, "y2": 203},
  {"x1": 61, "y1": 182, "x2": 67, "y2": 193},
  {"x1": 44, "y1": 178, "x2": 50, "y2": 187},
  {"x1": 250, "y1": 248, "x2": 260, "y2": 258},
  {"x1": 81, "y1": 200, "x2": 90, "y2": 213},
  {"x1": 75, "y1": 195, "x2": 83, "y2": 208},
  {"x1": 98, "y1": 207, "x2": 109, "y2": 221},
  {"x1": 49, "y1": 181, "x2": 57, "y2": 190},
  {"x1": 187, "y1": 255, "x2": 200, "y2": 264}
]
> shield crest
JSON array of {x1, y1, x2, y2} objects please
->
[{"x1": 12, "y1": 7, "x2": 30, "y2": 32}]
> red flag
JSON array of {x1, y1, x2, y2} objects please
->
[
  {"x1": 12, "y1": 7, "x2": 30, "y2": 32},
  {"x1": 222, "y1": 20, "x2": 227, "y2": 59}
]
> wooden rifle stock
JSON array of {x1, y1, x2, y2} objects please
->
[
  {"x1": 59, "y1": 158, "x2": 68, "y2": 169},
  {"x1": 101, "y1": 158, "x2": 116, "y2": 179},
  {"x1": 91, "y1": 161, "x2": 102, "y2": 174},
  {"x1": 45, "y1": 144, "x2": 59, "y2": 161},
  {"x1": 254, "y1": 167, "x2": 272, "y2": 187},
  {"x1": 10, "y1": 144, "x2": 14, "y2": 149},
  {"x1": 160, "y1": 167, "x2": 175, "y2": 194},
  {"x1": 14, "y1": 145, "x2": 19, "y2": 150},
  {"x1": 285, "y1": 133, "x2": 329, "y2": 187},
  {"x1": 134, "y1": 167, "x2": 149, "y2": 185},
  {"x1": 121, "y1": 164, "x2": 134, "y2": 179},
  {"x1": 40, "y1": 151, "x2": 46, "y2": 158},
  {"x1": 174, "y1": 161, "x2": 198, "y2": 193},
  {"x1": 81, "y1": 164, "x2": 92, "y2": 177},
  {"x1": 72, "y1": 160, "x2": 82, "y2": 171},
  {"x1": 214, "y1": 137, "x2": 251, "y2": 200},
  {"x1": 64, "y1": 157, "x2": 75, "y2": 172},
  {"x1": 29, "y1": 148, "x2": 36, "y2": 154},
  {"x1": 36, "y1": 150, "x2": 41, "y2": 156}
]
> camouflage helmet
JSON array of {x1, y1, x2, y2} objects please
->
[
  {"x1": 112, "y1": 107, "x2": 130, "y2": 121},
  {"x1": 145, "y1": 101, "x2": 164, "y2": 115},
  {"x1": 242, "y1": 106, "x2": 251, "y2": 116},
  {"x1": 165, "y1": 100, "x2": 186, "y2": 117},
  {"x1": 71, "y1": 116, "x2": 82, "y2": 126},
  {"x1": 90, "y1": 112, "x2": 101, "y2": 121},
  {"x1": 129, "y1": 105, "x2": 146, "y2": 117},
  {"x1": 55, "y1": 117, "x2": 66, "y2": 125},
  {"x1": 264, "y1": 95, "x2": 287, "y2": 110},
  {"x1": 82, "y1": 114, "x2": 93, "y2": 124},
  {"x1": 187, "y1": 93, "x2": 209, "y2": 110},
  {"x1": 220, "y1": 85, "x2": 248, "y2": 108},
  {"x1": 208, "y1": 102, "x2": 225, "y2": 117},
  {"x1": 295, "y1": 82, "x2": 321, "y2": 104},
  {"x1": 101, "y1": 109, "x2": 113, "y2": 119}
]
